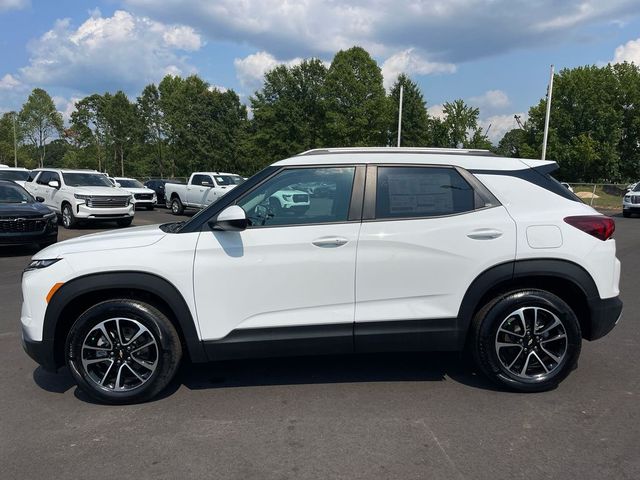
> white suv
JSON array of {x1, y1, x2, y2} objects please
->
[
  {"x1": 20, "y1": 148, "x2": 622, "y2": 404},
  {"x1": 25, "y1": 169, "x2": 134, "y2": 229},
  {"x1": 113, "y1": 177, "x2": 157, "y2": 210}
]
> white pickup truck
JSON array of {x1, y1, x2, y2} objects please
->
[{"x1": 165, "y1": 172, "x2": 244, "y2": 214}]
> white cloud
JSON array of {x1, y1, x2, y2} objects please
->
[
  {"x1": 427, "y1": 104, "x2": 446, "y2": 120},
  {"x1": 612, "y1": 38, "x2": 640, "y2": 64},
  {"x1": 0, "y1": 74, "x2": 21, "y2": 90},
  {"x1": 0, "y1": 0, "x2": 28, "y2": 12},
  {"x1": 480, "y1": 113, "x2": 527, "y2": 144},
  {"x1": 53, "y1": 95, "x2": 82, "y2": 124},
  {"x1": 381, "y1": 49, "x2": 456, "y2": 90},
  {"x1": 208, "y1": 85, "x2": 228, "y2": 93},
  {"x1": 234, "y1": 51, "x2": 302, "y2": 91},
  {"x1": 469, "y1": 90, "x2": 510, "y2": 110},
  {"x1": 19, "y1": 10, "x2": 203, "y2": 93},
  {"x1": 125, "y1": 0, "x2": 640, "y2": 62}
]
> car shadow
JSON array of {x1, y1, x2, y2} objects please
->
[
  {"x1": 0, "y1": 244, "x2": 41, "y2": 257},
  {"x1": 33, "y1": 351, "x2": 508, "y2": 405}
]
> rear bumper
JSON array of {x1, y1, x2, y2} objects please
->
[{"x1": 585, "y1": 296, "x2": 623, "y2": 341}]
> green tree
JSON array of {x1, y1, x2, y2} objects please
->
[
  {"x1": 323, "y1": 46, "x2": 389, "y2": 147},
  {"x1": 613, "y1": 62, "x2": 640, "y2": 180},
  {"x1": 443, "y1": 99, "x2": 480, "y2": 148},
  {"x1": 19, "y1": 88, "x2": 63, "y2": 168},
  {"x1": 250, "y1": 58, "x2": 328, "y2": 166},
  {"x1": 389, "y1": 74, "x2": 429, "y2": 147},
  {"x1": 495, "y1": 128, "x2": 527, "y2": 157},
  {"x1": 137, "y1": 84, "x2": 166, "y2": 177},
  {"x1": 0, "y1": 112, "x2": 21, "y2": 166},
  {"x1": 102, "y1": 91, "x2": 139, "y2": 176},
  {"x1": 69, "y1": 94, "x2": 109, "y2": 171}
]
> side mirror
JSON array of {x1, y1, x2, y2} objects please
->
[
  {"x1": 209, "y1": 205, "x2": 247, "y2": 232},
  {"x1": 202, "y1": 181, "x2": 213, "y2": 187},
  {"x1": 36, "y1": 196, "x2": 45, "y2": 203},
  {"x1": 48, "y1": 180, "x2": 60, "y2": 189}
]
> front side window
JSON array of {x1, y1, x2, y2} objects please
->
[
  {"x1": 376, "y1": 166, "x2": 475, "y2": 219},
  {"x1": 36, "y1": 171, "x2": 51, "y2": 185},
  {"x1": 192, "y1": 175, "x2": 212, "y2": 186},
  {"x1": 237, "y1": 167, "x2": 355, "y2": 227},
  {"x1": 62, "y1": 173, "x2": 113, "y2": 187}
]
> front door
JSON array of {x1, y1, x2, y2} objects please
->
[{"x1": 193, "y1": 165, "x2": 362, "y2": 357}]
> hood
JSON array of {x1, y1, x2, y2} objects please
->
[
  {"x1": 35, "y1": 223, "x2": 166, "y2": 259},
  {"x1": 0, "y1": 201, "x2": 52, "y2": 218},
  {"x1": 120, "y1": 187, "x2": 155, "y2": 195},
  {"x1": 70, "y1": 186, "x2": 128, "y2": 196}
]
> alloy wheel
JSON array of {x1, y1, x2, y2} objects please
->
[
  {"x1": 80, "y1": 318, "x2": 159, "y2": 392},
  {"x1": 494, "y1": 306, "x2": 568, "y2": 379}
]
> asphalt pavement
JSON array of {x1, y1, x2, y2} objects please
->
[{"x1": 0, "y1": 208, "x2": 638, "y2": 479}]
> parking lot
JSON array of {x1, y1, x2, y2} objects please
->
[{"x1": 1, "y1": 208, "x2": 638, "y2": 479}]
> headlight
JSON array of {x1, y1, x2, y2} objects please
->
[
  {"x1": 282, "y1": 194, "x2": 292, "y2": 201},
  {"x1": 624, "y1": 195, "x2": 631, "y2": 202},
  {"x1": 25, "y1": 258, "x2": 61, "y2": 272},
  {"x1": 74, "y1": 194, "x2": 91, "y2": 200}
]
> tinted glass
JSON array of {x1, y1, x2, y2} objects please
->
[
  {"x1": 0, "y1": 170, "x2": 30, "y2": 181},
  {"x1": 237, "y1": 167, "x2": 355, "y2": 227},
  {"x1": 50, "y1": 171, "x2": 60, "y2": 183},
  {"x1": 633, "y1": 183, "x2": 640, "y2": 192},
  {"x1": 117, "y1": 179, "x2": 144, "y2": 188},
  {"x1": 376, "y1": 166, "x2": 475, "y2": 219},
  {"x1": 214, "y1": 175, "x2": 244, "y2": 186},
  {"x1": 62, "y1": 173, "x2": 113, "y2": 187},
  {"x1": 36, "y1": 171, "x2": 51, "y2": 185},
  {"x1": 192, "y1": 175, "x2": 211, "y2": 186},
  {"x1": 0, "y1": 183, "x2": 33, "y2": 203}
]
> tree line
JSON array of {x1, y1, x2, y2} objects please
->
[{"x1": 1, "y1": 46, "x2": 640, "y2": 182}]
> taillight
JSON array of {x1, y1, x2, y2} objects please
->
[{"x1": 564, "y1": 215, "x2": 615, "y2": 241}]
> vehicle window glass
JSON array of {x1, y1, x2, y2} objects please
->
[
  {"x1": 0, "y1": 170, "x2": 30, "y2": 182},
  {"x1": 37, "y1": 171, "x2": 51, "y2": 185},
  {"x1": 633, "y1": 183, "x2": 640, "y2": 193},
  {"x1": 237, "y1": 167, "x2": 355, "y2": 227},
  {"x1": 117, "y1": 178, "x2": 144, "y2": 188},
  {"x1": 0, "y1": 183, "x2": 33, "y2": 203},
  {"x1": 191, "y1": 175, "x2": 208, "y2": 186},
  {"x1": 49, "y1": 172, "x2": 60, "y2": 183},
  {"x1": 61, "y1": 172, "x2": 113, "y2": 187},
  {"x1": 215, "y1": 175, "x2": 244, "y2": 186},
  {"x1": 376, "y1": 166, "x2": 475, "y2": 219}
]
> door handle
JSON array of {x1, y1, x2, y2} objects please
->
[
  {"x1": 312, "y1": 236, "x2": 349, "y2": 248},
  {"x1": 467, "y1": 229, "x2": 503, "y2": 240}
]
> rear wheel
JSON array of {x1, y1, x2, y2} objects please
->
[
  {"x1": 66, "y1": 299, "x2": 182, "y2": 404},
  {"x1": 61, "y1": 203, "x2": 77, "y2": 229},
  {"x1": 471, "y1": 289, "x2": 581, "y2": 392},
  {"x1": 171, "y1": 197, "x2": 184, "y2": 215}
]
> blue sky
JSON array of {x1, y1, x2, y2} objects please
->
[{"x1": 1, "y1": 0, "x2": 640, "y2": 142}]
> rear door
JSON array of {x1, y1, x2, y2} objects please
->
[{"x1": 354, "y1": 165, "x2": 516, "y2": 351}]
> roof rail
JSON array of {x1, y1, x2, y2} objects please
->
[{"x1": 297, "y1": 147, "x2": 496, "y2": 157}]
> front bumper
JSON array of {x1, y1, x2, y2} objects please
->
[
  {"x1": 0, "y1": 229, "x2": 57, "y2": 246},
  {"x1": 21, "y1": 334, "x2": 57, "y2": 372},
  {"x1": 585, "y1": 296, "x2": 623, "y2": 341},
  {"x1": 76, "y1": 203, "x2": 134, "y2": 220}
]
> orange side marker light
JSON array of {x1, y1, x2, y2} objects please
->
[{"x1": 46, "y1": 282, "x2": 64, "y2": 303}]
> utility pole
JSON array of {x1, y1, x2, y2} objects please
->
[
  {"x1": 12, "y1": 112, "x2": 18, "y2": 167},
  {"x1": 542, "y1": 64, "x2": 554, "y2": 160},
  {"x1": 397, "y1": 84, "x2": 404, "y2": 147}
]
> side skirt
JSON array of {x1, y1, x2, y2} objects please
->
[{"x1": 202, "y1": 319, "x2": 461, "y2": 362}]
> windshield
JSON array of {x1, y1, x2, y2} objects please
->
[
  {"x1": 0, "y1": 183, "x2": 33, "y2": 203},
  {"x1": 117, "y1": 178, "x2": 144, "y2": 188},
  {"x1": 633, "y1": 183, "x2": 640, "y2": 192},
  {"x1": 0, "y1": 170, "x2": 30, "y2": 182},
  {"x1": 62, "y1": 172, "x2": 113, "y2": 187},
  {"x1": 215, "y1": 175, "x2": 244, "y2": 186}
]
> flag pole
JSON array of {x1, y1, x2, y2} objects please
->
[
  {"x1": 397, "y1": 84, "x2": 404, "y2": 147},
  {"x1": 542, "y1": 64, "x2": 554, "y2": 160}
]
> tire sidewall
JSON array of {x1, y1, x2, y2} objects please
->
[
  {"x1": 66, "y1": 300, "x2": 180, "y2": 404},
  {"x1": 477, "y1": 290, "x2": 581, "y2": 392}
]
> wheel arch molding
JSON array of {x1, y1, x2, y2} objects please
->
[
  {"x1": 44, "y1": 271, "x2": 206, "y2": 369},
  {"x1": 457, "y1": 258, "x2": 600, "y2": 346}
]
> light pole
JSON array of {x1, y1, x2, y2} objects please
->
[
  {"x1": 397, "y1": 84, "x2": 404, "y2": 147},
  {"x1": 13, "y1": 112, "x2": 18, "y2": 167},
  {"x1": 542, "y1": 64, "x2": 554, "y2": 160}
]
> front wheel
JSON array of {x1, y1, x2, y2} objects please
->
[
  {"x1": 66, "y1": 299, "x2": 182, "y2": 404},
  {"x1": 117, "y1": 217, "x2": 133, "y2": 227},
  {"x1": 61, "y1": 203, "x2": 77, "y2": 229},
  {"x1": 623, "y1": 210, "x2": 631, "y2": 218},
  {"x1": 470, "y1": 289, "x2": 581, "y2": 392}
]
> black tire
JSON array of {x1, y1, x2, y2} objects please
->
[
  {"x1": 117, "y1": 217, "x2": 133, "y2": 227},
  {"x1": 470, "y1": 289, "x2": 581, "y2": 392},
  {"x1": 146, "y1": 205, "x2": 155, "y2": 211},
  {"x1": 66, "y1": 299, "x2": 182, "y2": 404},
  {"x1": 623, "y1": 210, "x2": 631, "y2": 218},
  {"x1": 171, "y1": 197, "x2": 184, "y2": 215},
  {"x1": 61, "y1": 202, "x2": 77, "y2": 229}
]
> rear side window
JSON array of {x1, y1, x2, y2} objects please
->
[{"x1": 376, "y1": 166, "x2": 475, "y2": 219}]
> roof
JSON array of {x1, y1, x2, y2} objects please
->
[
  {"x1": 32, "y1": 168, "x2": 100, "y2": 173},
  {"x1": 273, "y1": 147, "x2": 555, "y2": 171}
]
